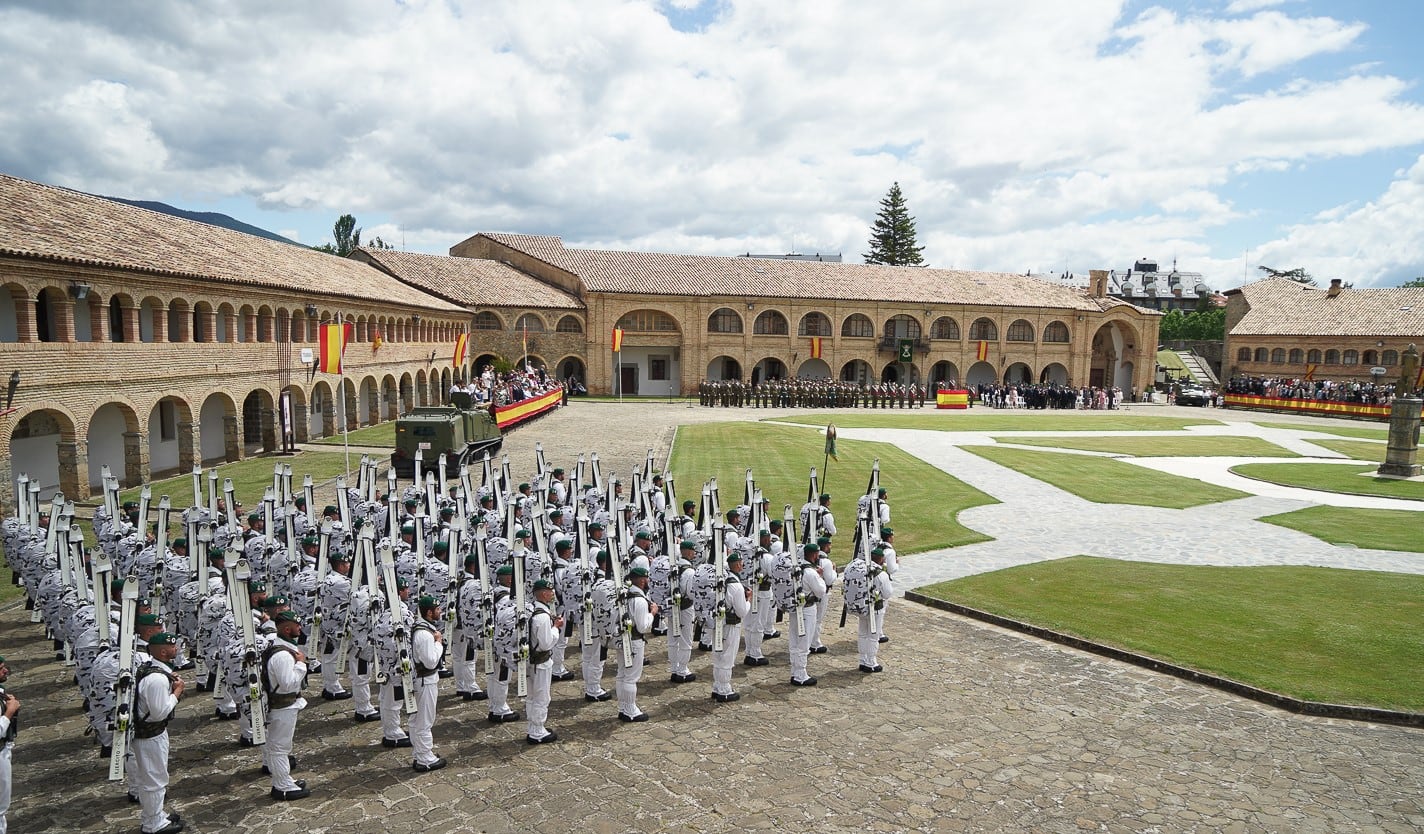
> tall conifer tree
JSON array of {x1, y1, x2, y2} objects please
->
[{"x1": 863, "y1": 182, "x2": 926, "y2": 266}]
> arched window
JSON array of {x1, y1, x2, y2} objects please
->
[
  {"x1": 752, "y1": 310, "x2": 788, "y2": 335},
  {"x1": 969, "y1": 318, "x2": 997, "y2": 341},
  {"x1": 1270, "y1": 348, "x2": 1285, "y2": 364},
  {"x1": 515, "y1": 313, "x2": 546, "y2": 333},
  {"x1": 1363, "y1": 349, "x2": 1378, "y2": 365},
  {"x1": 884, "y1": 315, "x2": 920, "y2": 339},
  {"x1": 1383, "y1": 350, "x2": 1398, "y2": 366},
  {"x1": 1254, "y1": 348, "x2": 1268, "y2": 362},
  {"x1": 708, "y1": 308, "x2": 743, "y2": 334},
  {"x1": 798, "y1": 312, "x2": 831, "y2": 337},
  {"x1": 109, "y1": 297, "x2": 127, "y2": 343},
  {"x1": 1288, "y1": 348, "x2": 1303, "y2": 364},
  {"x1": 472, "y1": 311, "x2": 502, "y2": 331},
  {"x1": 556, "y1": 315, "x2": 584, "y2": 333},
  {"x1": 1307, "y1": 349, "x2": 1321, "y2": 364},
  {"x1": 617, "y1": 309, "x2": 680, "y2": 332},
  {"x1": 841, "y1": 314, "x2": 874, "y2": 338},
  {"x1": 1042, "y1": 321, "x2": 1069, "y2": 343},
  {"x1": 1006, "y1": 319, "x2": 1034, "y2": 342},
  {"x1": 931, "y1": 317, "x2": 960, "y2": 340},
  {"x1": 1237, "y1": 347, "x2": 1252, "y2": 361},
  {"x1": 1342, "y1": 349, "x2": 1358, "y2": 365},
  {"x1": 1324, "y1": 349, "x2": 1340, "y2": 364}
]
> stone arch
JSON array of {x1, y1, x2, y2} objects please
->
[
  {"x1": 238, "y1": 304, "x2": 255, "y2": 342},
  {"x1": 708, "y1": 308, "x2": 743, "y2": 334},
  {"x1": 35, "y1": 286, "x2": 62, "y2": 342},
  {"x1": 752, "y1": 310, "x2": 789, "y2": 336},
  {"x1": 358, "y1": 376, "x2": 379, "y2": 425},
  {"x1": 86, "y1": 401, "x2": 141, "y2": 490},
  {"x1": 192, "y1": 300, "x2": 215, "y2": 343},
  {"x1": 524, "y1": 354, "x2": 547, "y2": 371},
  {"x1": 415, "y1": 370, "x2": 429, "y2": 407},
  {"x1": 556, "y1": 314, "x2": 584, "y2": 334},
  {"x1": 965, "y1": 360, "x2": 997, "y2": 388},
  {"x1": 969, "y1": 317, "x2": 997, "y2": 341},
  {"x1": 1043, "y1": 321, "x2": 1070, "y2": 343},
  {"x1": 840, "y1": 359, "x2": 872, "y2": 384},
  {"x1": 239, "y1": 389, "x2": 276, "y2": 454},
  {"x1": 399, "y1": 372, "x2": 415, "y2": 414},
  {"x1": 340, "y1": 377, "x2": 359, "y2": 432},
  {"x1": 473, "y1": 311, "x2": 503, "y2": 331},
  {"x1": 1090, "y1": 320, "x2": 1141, "y2": 390},
  {"x1": 280, "y1": 384, "x2": 308, "y2": 446},
  {"x1": 215, "y1": 302, "x2": 234, "y2": 343},
  {"x1": 880, "y1": 361, "x2": 920, "y2": 384},
  {"x1": 73, "y1": 292, "x2": 99, "y2": 342},
  {"x1": 0, "y1": 282, "x2": 26, "y2": 342},
  {"x1": 796, "y1": 358, "x2": 832, "y2": 379},
  {"x1": 381, "y1": 374, "x2": 399, "y2": 421},
  {"x1": 167, "y1": 297, "x2": 191, "y2": 342},
  {"x1": 515, "y1": 312, "x2": 547, "y2": 333},
  {"x1": 841, "y1": 313, "x2": 874, "y2": 339},
  {"x1": 929, "y1": 361, "x2": 961, "y2": 387},
  {"x1": 883, "y1": 314, "x2": 921, "y2": 339},
  {"x1": 798, "y1": 312, "x2": 832, "y2": 337},
  {"x1": 308, "y1": 381, "x2": 335, "y2": 439},
  {"x1": 140, "y1": 295, "x2": 164, "y2": 343},
  {"x1": 1039, "y1": 362, "x2": 1070, "y2": 385},
  {"x1": 256, "y1": 305, "x2": 275, "y2": 342},
  {"x1": 558, "y1": 355, "x2": 586, "y2": 383},
  {"x1": 148, "y1": 394, "x2": 195, "y2": 476},
  {"x1": 706, "y1": 355, "x2": 742, "y2": 382},
  {"x1": 109, "y1": 293, "x2": 134, "y2": 343},
  {"x1": 199, "y1": 391, "x2": 240, "y2": 463},
  {"x1": 751, "y1": 356, "x2": 787, "y2": 385},
  {"x1": 615, "y1": 308, "x2": 682, "y2": 334},
  {"x1": 1003, "y1": 362, "x2": 1032, "y2": 384},
  {"x1": 8, "y1": 406, "x2": 81, "y2": 501},
  {"x1": 1006, "y1": 319, "x2": 1034, "y2": 343},
  {"x1": 931, "y1": 317, "x2": 960, "y2": 341}
]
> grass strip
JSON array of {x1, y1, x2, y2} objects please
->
[
  {"x1": 992, "y1": 435, "x2": 1297, "y2": 458},
  {"x1": 1231, "y1": 462, "x2": 1424, "y2": 502},
  {"x1": 961, "y1": 445, "x2": 1249, "y2": 508},
  {"x1": 767, "y1": 412, "x2": 1222, "y2": 432},
  {"x1": 1258, "y1": 422, "x2": 1389, "y2": 441},
  {"x1": 1259, "y1": 506, "x2": 1424, "y2": 553}
]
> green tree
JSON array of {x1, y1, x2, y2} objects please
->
[
  {"x1": 1258, "y1": 265, "x2": 1314, "y2": 285},
  {"x1": 313, "y1": 214, "x2": 362, "y2": 256},
  {"x1": 863, "y1": 182, "x2": 926, "y2": 266},
  {"x1": 1402, "y1": 276, "x2": 1424, "y2": 288},
  {"x1": 1183, "y1": 307, "x2": 1225, "y2": 340},
  {"x1": 1158, "y1": 309, "x2": 1186, "y2": 340}
]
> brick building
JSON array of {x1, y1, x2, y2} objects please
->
[{"x1": 1223, "y1": 278, "x2": 1424, "y2": 383}]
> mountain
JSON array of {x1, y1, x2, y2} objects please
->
[{"x1": 97, "y1": 195, "x2": 304, "y2": 247}]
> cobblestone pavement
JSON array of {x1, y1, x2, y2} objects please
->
[{"x1": 10, "y1": 403, "x2": 1424, "y2": 833}]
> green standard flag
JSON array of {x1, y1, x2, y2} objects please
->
[
  {"x1": 898, "y1": 339, "x2": 913, "y2": 362},
  {"x1": 825, "y1": 424, "x2": 837, "y2": 461}
]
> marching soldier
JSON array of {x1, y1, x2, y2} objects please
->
[
  {"x1": 525, "y1": 578, "x2": 561, "y2": 744},
  {"x1": 132, "y1": 632, "x2": 185, "y2": 834},
  {"x1": 486, "y1": 565, "x2": 521, "y2": 724},
  {"x1": 712, "y1": 551, "x2": 752, "y2": 702},
  {"x1": 667, "y1": 540, "x2": 697, "y2": 682},
  {"x1": 375, "y1": 576, "x2": 414, "y2": 749},
  {"x1": 318, "y1": 551, "x2": 353, "y2": 700},
  {"x1": 788, "y1": 544, "x2": 827, "y2": 687},
  {"x1": 808, "y1": 536, "x2": 836, "y2": 655},
  {"x1": 265, "y1": 611, "x2": 310, "y2": 800},
  {"x1": 453, "y1": 553, "x2": 488, "y2": 701},
  {"x1": 0, "y1": 656, "x2": 19, "y2": 834},
  {"x1": 410, "y1": 596, "x2": 447, "y2": 772},
  {"x1": 616, "y1": 566, "x2": 657, "y2": 722}
]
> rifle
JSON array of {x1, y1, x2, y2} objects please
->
[
  {"x1": 577, "y1": 515, "x2": 593, "y2": 647},
  {"x1": 663, "y1": 512, "x2": 681, "y2": 639},
  {"x1": 378, "y1": 541, "x2": 417, "y2": 715},
  {"x1": 513, "y1": 533, "x2": 529, "y2": 697},
  {"x1": 305, "y1": 520, "x2": 334, "y2": 657},
  {"x1": 228, "y1": 558, "x2": 266, "y2": 745},
  {"x1": 108, "y1": 575, "x2": 139, "y2": 781},
  {"x1": 749, "y1": 489, "x2": 764, "y2": 617},
  {"x1": 223, "y1": 478, "x2": 239, "y2": 538},
  {"x1": 153, "y1": 497, "x2": 171, "y2": 622},
  {"x1": 783, "y1": 504, "x2": 804, "y2": 637},
  {"x1": 474, "y1": 525, "x2": 496, "y2": 679},
  {"x1": 609, "y1": 540, "x2": 633, "y2": 669},
  {"x1": 712, "y1": 523, "x2": 727, "y2": 653}
]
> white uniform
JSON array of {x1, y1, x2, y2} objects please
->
[
  {"x1": 410, "y1": 619, "x2": 444, "y2": 766},
  {"x1": 809, "y1": 555, "x2": 837, "y2": 651},
  {"x1": 859, "y1": 568, "x2": 894, "y2": 669},
  {"x1": 712, "y1": 574, "x2": 751, "y2": 697},
  {"x1": 615, "y1": 585, "x2": 655, "y2": 719},
  {"x1": 788, "y1": 562, "x2": 827, "y2": 684},
  {"x1": 263, "y1": 639, "x2": 307, "y2": 793},
  {"x1": 525, "y1": 600, "x2": 559, "y2": 741},
  {"x1": 132, "y1": 660, "x2": 179, "y2": 834}
]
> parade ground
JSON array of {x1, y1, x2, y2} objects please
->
[{"x1": 6, "y1": 400, "x2": 1423, "y2": 833}]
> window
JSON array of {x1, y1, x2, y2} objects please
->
[
  {"x1": 1307, "y1": 349, "x2": 1321, "y2": 364},
  {"x1": 708, "y1": 308, "x2": 743, "y2": 334},
  {"x1": 931, "y1": 317, "x2": 960, "y2": 340},
  {"x1": 649, "y1": 355, "x2": 670, "y2": 381},
  {"x1": 556, "y1": 315, "x2": 583, "y2": 333},
  {"x1": 515, "y1": 313, "x2": 545, "y2": 333},
  {"x1": 1383, "y1": 350, "x2": 1398, "y2": 366},
  {"x1": 969, "y1": 318, "x2": 997, "y2": 341},
  {"x1": 1342, "y1": 349, "x2": 1358, "y2": 365},
  {"x1": 1237, "y1": 347, "x2": 1252, "y2": 361},
  {"x1": 1042, "y1": 321, "x2": 1069, "y2": 343},
  {"x1": 159, "y1": 400, "x2": 176, "y2": 442},
  {"x1": 884, "y1": 315, "x2": 921, "y2": 339},
  {"x1": 1288, "y1": 349, "x2": 1303, "y2": 364},
  {"x1": 798, "y1": 312, "x2": 831, "y2": 337},
  {"x1": 472, "y1": 311, "x2": 502, "y2": 331},
  {"x1": 753, "y1": 310, "x2": 788, "y2": 335},
  {"x1": 1324, "y1": 349, "x2": 1340, "y2": 364},
  {"x1": 617, "y1": 309, "x2": 679, "y2": 332},
  {"x1": 1006, "y1": 320, "x2": 1034, "y2": 342},
  {"x1": 1254, "y1": 348, "x2": 1268, "y2": 362},
  {"x1": 1270, "y1": 348, "x2": 1285, "y2": 364},
  {"x1": 841, "y1": 314, "x2": 874, "y2": 338},
  {"x1": 1363, "y1": 350, "x2": 1378, "y2": 365}
]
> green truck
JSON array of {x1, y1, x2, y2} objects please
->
[{"x1": 390, "y1": 391, "x2": 503, "y2": 477}]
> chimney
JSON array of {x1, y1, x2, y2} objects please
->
[
  {"x1": 1089, "y1": 269, "x2": 1109, "y2": 298},
  {"x1": 1327, "y1": 278, "x2": 1343, "y2": 298}
]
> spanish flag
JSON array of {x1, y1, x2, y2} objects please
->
[
  {"x1": 976, "y1": 340, "x2": 988, "y2": 361},
  {"x1": 810, "y1": 337, "x2": 823, "y2": 359},
  {"x1": 372, "y1": 329, "x2": 383, "y2": 351},
  {"x1": 1304, "y1": 363, "x2": 1317, "y2": 381},
  {"x1": 318, "y1": 323, "x2": 352, "y2": 374},
  {"x1": 453, "y1": 333, "x2": 468, "y2": 367},
  {"x1": 612, "y1": 327, "x2": 625, "y2": 353}
]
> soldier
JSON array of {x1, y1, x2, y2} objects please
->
[
  {"x1": 265, "y1": 611, "x2": 310, "y2": 800},
  {"x1": 712, "y1": 551, "x2": 752, "y2": 702},
  {"x1": 616, "y1": 566, "x2": 657, "y2": 722},
  {"x1": 857, "y1": 548, "x2": 893, "y2": 672},
  {"x1": 525, "y1": 578, "x2": 561, "y2": 744},
  {"x1": 486, "y1": 565, "x2": 521, "y2": 724},
  {"x1": 347, "y1": 573, "x2": 380, "y2": 723},
  {"x1": 132, "y1": 632, "x2": 185, "y2": 834},
  {"x1": 453, "y1": 553, "x2": 488, "y2": 701},
  {"x1": 410, "y1": 596, "x2": 447, "y2": 772},
  {"x1": 667, "y1": 540, "x2": 698, "y2": 682},
  {"x1": 877, "y1": 527, "x2": 898, "y2": 643},
  {"x1": 742, "y1": 529, "x2": 775, "y2": 667},
  {"x1": 0, "y1": 656, "x2": 19, "y2": 834},
  {"x1": 816, "y1": 493, "x2": 838, "y2": 537},
  {"x1": 374, "y1": 576, "x2": 414, "y2": 749},
  {"x1": 808, "y1": 536, "x2": 837, "y2": 655},
  {"x1": 584, "y1": 552, "x2": 616, "y2": 703},
  {"x1": 318, "y1": 550, "x2": 354, "y2": 700},
  {"x1": 789, "y1": 544, "x2": 827, "y2": 687},
  {"x1": 546, "y1": 539, "x2": 576, "y2": 683}
]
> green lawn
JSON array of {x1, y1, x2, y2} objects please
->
[
  {"x1": 1310, "y1": 438, "x2": 1389, "y2": 463},
  {"x1": 1231, "y1": 462, "x2": 1424, "y2": 501},
  {"x1": 117, "y1": 451, "x2": 377, "y2": 515},
  {"x1": 961, "y1": 445, "x2": 1250, "y2": 508},
  {"x1": 919, "y1": 556, "x2": 1424, "y2": 711},
  {"x1": 1259, "y1": 506, "x2": 1424, "y2": 553},
  {"x1": 768, "y1": 413, "x2": 1222, "y2": 432},
  {"x1": 1259, "y1": 421, "x2": 1390, "y2": 441},
  {"x1": 668, "y1": 422, "x2": 996, "y2": 554},
  {"x1": 992, "y1": 435, "x2": 1297, "y2": 458},
  {"x1": 311, "y1": 423, "x2": 396, "y2": 447}
]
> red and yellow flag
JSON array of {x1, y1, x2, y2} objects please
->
[
  {"x1": 453, "y1": 332, "x2": 468, "y2": 367},
  {"x1": 1304, "y1": 363, "x2": 1317, "y2": 381},
  {"x1": 372, "y1": 329, "x2": 383, "y2": 351},
  {"x1": 611, "y1": 327, "x2": 624, "y2": 352},
  {"x1": 976, "y1": 340, "x2": 989, "y2": 361},
  {"x1": 318, "y1": 322, "x2": 352, "y2": 374},
  {"x1": 809, "y1": 337, "x2": 823, "y2": 359}
]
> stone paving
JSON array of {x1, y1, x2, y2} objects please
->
[{"x1": 7, "y1": 403, "x2": 1424, "y2": 833}]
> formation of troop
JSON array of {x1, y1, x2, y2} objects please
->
[
  {"x1": 0, "y1": 445, "x2": 897, "y2": 834},
  {"x1": 699, "y1": 378, "x2": 928, "y2": 409}
]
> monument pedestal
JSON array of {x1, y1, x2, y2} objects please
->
[{"x1": 1377, "y1": 396, "x2": 1422, "y2": 478}]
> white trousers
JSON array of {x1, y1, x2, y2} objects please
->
[
  {"x1": 349, "y1": 652, "x2": 374, "y2": 715},
  {"x1": 265, "y1": 706, "x2": 300, "y2": 791},
  {"x1": 614, "y1": 639, "x2": 645, "y2": 717},
  {"x1": 525, "y1": 661, "x2": 553, "y2": 738},
  {"x1": 0, "y1": 743, "x2": 10, "y2": 834},
  {"x1": 453, "y1": 631, "x2": 483, "y2": 694},
  {"x1": 788, "y1": 605, "x2": 819, "y2": 681},
  {"x1": 379, "y1": 681, "x2": 407, "y2": 740},
  {"x1": 857, "y1": 610, "x2": 881, "y2": 667},
  {"x1": 810, "y1": 596, "x2": 830, "y2": 649},
  {"x1": 410, "y1": 674, "x2": 440, "y2": 765},
  {"x1": 320, "y1": 639, "x2": 344, "y2": 694},
  {"x1": 487, "y1": 662, "x2": 513, "y2": 715},
  {"x1": 667, "y1": 606, "x2": 694, "y2": 675},
  {"x1": 581, "y1": 638, "x2": 606, "y2": 697},
  {"x1": 712, "y1": 624, "x2": 741, "y2": 695},
  {"x1": 130, "y1": 733, "x2": 173, "y2": 833}
]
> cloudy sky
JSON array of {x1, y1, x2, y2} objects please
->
[{"x1": 2, "y1": 0, "x2": 1422, "y2": 289}]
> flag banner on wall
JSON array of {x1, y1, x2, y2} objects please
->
[
  {"x1": 1304, "y1": 363, "x2": 1317, "y2": 381},
  {"x1": 453, "y1": 333, "x2": 468, "y2": 367},
  {"x1": 612, "y1": 327, "x2": 625, "y2": 353},
  {"x1": 897, "y1": 339, "x2": 914, "y2": 363},
  {"x1": 372, "y1": 329, "x2": 383, "y2": 351},
  {"x1": 810, "y1": 337, "x2": 823, "y2": 359},
  {"x1": 318, "y1": 322, "x2": 352, "y2": 374},
  {"x1": 976, "y1": 340, "x2": 989, "y2": 361}
]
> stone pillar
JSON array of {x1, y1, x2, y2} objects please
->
[
  {"x1": 176, "y1": 420, "x2": 197, "y2": 472},
  {"x1": 122, "y1": 431, "x2": 148, "y2": 488},
  {"x1": 344, "y1": 387, "x2": 359, "y2": 431},
  {"x1": 93, "y1": 299, "x2": 112, "y2": 343},
  {"x1": 57, "y1": 440, "x2": 82, "y2": 501},
  {"x1": 51, "y1": 297, "x2": 76, "y2": 343},
  {"x1": 223, "y1": 310, "x2": 238, "y2": 343},
  {"x1": 15, "y1": 297, "x2": 37, "y2": 342},
  {"x1": 152, "y1": 304, "x2": 168, "y2": 343},
  {"x1": 222, "y1": 415, "x2": 242, "y2": 462},
  {"x1": 122, "y1": 305, "x2": 140, "y2": 343},
  {"x1": 198, "y1": 309, "x2": 217, "y2": 343},
  {"x1": 322, "y1": 400, "x2": 337, "y2": 438},
  {"x1": 290, "y1": 403, "x2": 310, "y2": 444},
  {"x1": 0, "y1": 455, "x2": 13, "y2": 518},
  {"x1": 1378, "y1": 397, "x2": 1422, "y2": 478}
]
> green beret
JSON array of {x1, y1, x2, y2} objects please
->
[
  {"x1": 440, "y1": 506, "x2": 455, "y2": 516},
  {"x1": 870, "y1": 547, "x2": 886, "y2": 557},
  {"x1": 111, "y1": 578, "x2": 126, "y2": 595},
  {"x1": 758, "y1": 529, "x2": 770, "y2": 537},
  {"x1": 465, "y1": 553, "x2": 479, "y2": 565},
  {"x1": 514, "y1": 529, "x2": 531, "y2": 539},
  {"x1": 395, "y1": 576, "x2": 410, "y2": 590},
  {"x1": 880, "y1": 527, "x2": 894, "y2": 537},
  {"x1": 803, "y1": 543, "x2": 820, "y2": 555},
  {"x1": 294, "y1": 496, "x2": 306, "y2": 507},
  {"x1": 137, "y1": 613, "x2": 162, "y2": 626},
  {"x1": 261, "y1": 595, "x2": 289, "y2": 609},
  {"x1": 172, "y1": 537, "x2": 187, "y2": 547},
  {"x1": 533, "y1": 578, "x2": 554, "y2": 591},
  {"x1": 768, "y1": 520, "x2": 782, "y2": 530},
  {"x1": 496, "y1": 565, "x2": 513, "y2": 577},
  {"x1": 629, "y1": 566, "x2": 649, "y2": 578},
  {"x1": 404, "y1": 498, "x2": 420, "y2": 507},
  {"x1": 121, "y1": 501, "x2": 139, "y2": 511},
  {"x1": 877, "y1": 488, "x2": 887, "y2": 497},
  {"x1": 555, "y1": 539, "x2": 573, "y2": 551},
  {"x1": 518, "y1": 483, "x2": 531, "y2": 491},
  {"x1": 549, "y1": 507, "x2": 564, "y2": 517},
  {"x1": 726, "y1": 551, "x2": 743, "y2": 564},
  {"x1": 401, "y1": 523, "x2": 415, "y2": 534},
  {"x1": 634, "y1": 531, "x2": 652, "y2": 541},
  {"x1": 587, "y1": 523, "x2": 604, "y2": 532},
  {"x1": 323, "y1": 505, "x2": 338, "y2": 515},
  {"x1": 682, "y1": 500, "x2": 696, "y2": 510},
  {"x1": 432, "y1": 540, "x2": 449, "y2": 553},
  {"x1": 819, "y1": 493, "x2": 831, "y2": 501},
  {"x1": 248, "y1": 580, "x2": 266, "y2": 594},
  {"x1": 208, "y1": 547, "x2": 226, "y2": 562},
  {"x1": 417, "y1": 595, "x2": 439, "y2": 611},
  {"x1": 552, "y1": 468, "x2": 565, "y2": 476},
  {"x1": 330, "y1": 551, "x2": 351, "y2": 564},
  {"x1": 274, "y1": 610, "x2": 300, "y2": 624},
  {"x1": 817, "y1": 536, "x2": 831, "y2": 545},
  {"x1": 680, "y1": 540, "x2": 697, "y2": 550},
  {"x1": 301, "y1": 535, "x2": 319, "y2": 547},
  {"x1": 148, "y1": 632, "x2": 177, "y2": 646},
  {"x1": 248, "y1": 512, "x2": 262, "y2": 523}
]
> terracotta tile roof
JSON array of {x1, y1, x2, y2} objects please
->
[
  {"x1": 480, "y1": 233, "x2": 1113, "y2": 312},
  {"x1": 356, "y1": 247, "x2": 583, "y2": 310},
  {"x1": 0, "y1": 173, "x2": 463, "y2": 312},
  {"x1": 1229, "y1": 278, "x2": 1424, "y2": 337}
]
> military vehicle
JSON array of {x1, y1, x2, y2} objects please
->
[{"x1": 390, "y1": 391, "x2": 502, "y2": 477}]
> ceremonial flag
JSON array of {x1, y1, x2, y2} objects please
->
[
  {"x1": 453, "y1": 332, "x2": 468, "y2": 367},
  {"x1": 810, "y1": 337, "x2": 823, "y2": 359},
  {"x1": 522, "y1": 321, "x2": 528, "y2": 359},
  {"x1": 612, "y1": 327, "x2": 624, "y2": 353},
  {"x1": 824, "y1": 424, "x2": 837, "y2": 461},
  {"x1": 976, "y1": 340, "x2": 989, "y2": 361},
  {"x1": 317, "y1": 322, "x2": 352, "y2": 374},
  {"x1": 1304, "y1": 363, "x2": 1317, "y2": 381},
  {"x1": 372, "y1": 329, "x2": 383, "y2": 351}
]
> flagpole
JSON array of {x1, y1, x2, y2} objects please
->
[
  {"x1": 617, "y1": 348, "x2": 622, "y2": 403},
  {"x1": 341, "y1": 313, "x2": 350, "y2": 476}
]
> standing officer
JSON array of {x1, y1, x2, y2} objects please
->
[
  {"x1": 525, "y1": 578, "x2": 561, "y2": 744},
  {"x1": 265, "y1": 611, "x2": 310, "y2": 800},
  {"x1": 788, "y1": 545, "x2": 827, "y2": 687},
  {"x1": 712, "y1": 552, "x2": 752, "y2": 702},
  {"x1": 616, "y1": 566, "x2": 658, "y2": 722},
  {"x1": 132, "y1": 632, "x2": 184, "y2": 834},
  {"x1": 410, "y1": 596, "x2": 447, "y2": 772}
]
